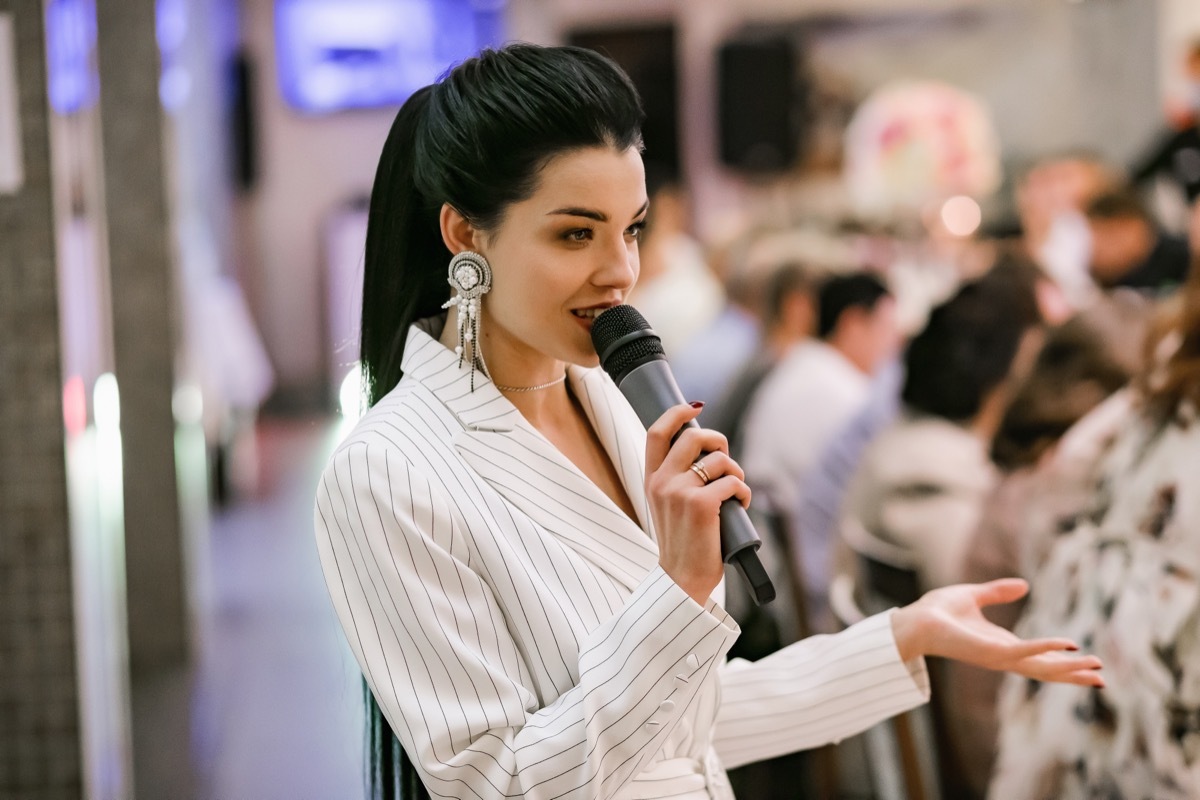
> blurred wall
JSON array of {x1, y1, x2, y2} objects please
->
[
  {"x1": 511, "y1": 0, "x2": 1161, "y2": 236},
  {"x1": 236, "y1": 0, "x2": 395, "y2": 409}
]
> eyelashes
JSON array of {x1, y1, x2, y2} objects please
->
[{"x1": 562, "y1": 220, "x2": 646, "y2": 244}]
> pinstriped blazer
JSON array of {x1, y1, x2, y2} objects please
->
[{"x1": 314, "y1": 319, "x2": 930, "y2": 800}]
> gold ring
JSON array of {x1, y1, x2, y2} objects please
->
[{"x1": 689, "y1": 459, "x2": 712, "y2": 485}]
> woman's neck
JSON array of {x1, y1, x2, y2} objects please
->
[{"x1": 438, "y1": 306, "x2": 573, "y2": 427}]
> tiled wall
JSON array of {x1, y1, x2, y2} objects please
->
[{"x1": 0, "y1": 2, "x2": 82, "y2": 798}]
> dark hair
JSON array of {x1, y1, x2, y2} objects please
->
[
  {"x1": 987, "y1": 247, "x2": 1048, "y2": 325},
  {"x1": 992, "y1": 293, "x2": 1150, "y2": 469},
  {"x1": 1085, "y1": 189, "x2": 1151, "y2": 224},
  {"x1": 358, "y1": 43, "x2": 644, "y2": 800},
  {"x1": 361, "y1": 43, "x2": 644, "y2": 408},
  {"x1": 902, "y1": 272, "x2": 1040, "y2": 422},
  {"x1": 815, "y1": 272, "x2": 889, "y2": 339}
]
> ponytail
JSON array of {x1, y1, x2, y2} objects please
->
[{"x1": 360, "y1": 85, "x2": 450, "y2": 408}]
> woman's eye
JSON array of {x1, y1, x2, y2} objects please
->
[
  {"x1": 565, "y1": 228, "x2": 592, "y2": 242},
  {"x1": 627, "y1": 221, "x2": 647, "y2": 239}
]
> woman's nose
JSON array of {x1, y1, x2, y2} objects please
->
[{"x1": 594, "y1": 236, "x2": 638, "y2": 290}]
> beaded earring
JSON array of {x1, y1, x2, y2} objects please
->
[{"x1": 441, "y1": 250, "x2": 492, "y2": 391}]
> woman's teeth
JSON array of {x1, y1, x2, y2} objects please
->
[{"x1": 573, "y1": 308, "x2": 603, "y2": 319}]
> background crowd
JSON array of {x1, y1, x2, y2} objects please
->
[{"x1": 622, "y1": 39, "x2": 1200, "y2": 800}]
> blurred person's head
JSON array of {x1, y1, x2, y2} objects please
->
[
  {"x1": 1084, "y1": 190, "x2": 1158, "y2": 288},
  {"x1": 816, "y1": 272, "x2": 898, "y2": 375},
  {"x1": 991, "y1": 293, "x2": 1151, "y2": 470},
  {"x1": 721, "y1": 225, "x2": 857, "y2": 318},
  {"x1": 635, "y1": 160, "x2": 690, "y2": 286},
  {"x1": 902, "y1": 270, "x2": 1043, "y2": 432},
  {"x1": 989, "y1": 246, "x2": 1072, "y2": 325},
  {"x1": 640, "y1": 160, "x2": 688, "y2": 241},
  {"x1": 1015, "y1": 153, "x2": 1119, "y2": 245},
  {"x1": 760, "y1": 263, "x2": 816, "y2": 349}
]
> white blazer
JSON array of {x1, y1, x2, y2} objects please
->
[{"x1": 314, "y1": 320, "x2": 929, "y2": 800}]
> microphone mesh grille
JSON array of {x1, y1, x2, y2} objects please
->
[
  {"x1": 590, "y1": 305, "x2": 651, "y2": 355},
  {"x1": 604, "y1": 336, "x2": 665, "y2": 382},
  {"x1": 590, "y1": 305, "x2": 665, "y2": 383}
]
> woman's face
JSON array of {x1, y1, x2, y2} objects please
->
[{"x1": 476, "y1": 145, "x2": 648, "y2": 375}]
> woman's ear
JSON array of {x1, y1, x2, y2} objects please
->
[{"x1": 440, "y1": 203, "x2": 483, "y2": 255}]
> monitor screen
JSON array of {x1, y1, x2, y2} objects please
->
[{"x1": 275, "y1": 0, "x2": 505, "y2": 114}]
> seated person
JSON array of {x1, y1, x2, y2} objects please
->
[
  {"x1": 740, "y1": 272, "x2": 898, "y2": 517},
  {"x1": 1085, "y1": 189, "x2": 1190, "y2": 293},
  {"x1": 837, "y1": 269, "x2": 1042, "y2": 592}
]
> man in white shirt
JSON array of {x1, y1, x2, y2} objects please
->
[{"x1": 740, "y1": 272, "x2": 900, "y2": 520}]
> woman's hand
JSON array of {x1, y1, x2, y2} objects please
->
[
  {"x1": 645, "y1": 403, "x2": 751, "y2": 605},
  {"x1": 890, "y1": 578, "x2": 1105, "y2": 687}
]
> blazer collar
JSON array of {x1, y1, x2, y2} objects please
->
[{"x1": 402, "y1": 320, "x2": 659, "y2": 592}]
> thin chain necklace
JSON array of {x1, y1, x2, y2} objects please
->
[{"x1": 494, "y1": 373, "x2": 567, "y2": 393}]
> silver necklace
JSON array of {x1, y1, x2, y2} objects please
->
[{"x1": 494, "y1": 373, "x2": 567, "y2": 393}]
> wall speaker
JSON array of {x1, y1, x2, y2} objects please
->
[{"x1": 717, "y1": 37, "x2": 804, "y2": 173}]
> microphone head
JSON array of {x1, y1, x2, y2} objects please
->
[{"x1": 590, "y1": 305, "x2": 666, "y2": 384}]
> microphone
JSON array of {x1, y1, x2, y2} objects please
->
[{"x1": 591, "y1": 305, "x2": 776, "y2": 606}]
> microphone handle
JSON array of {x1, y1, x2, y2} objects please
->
[{"x1": 617, "y1": 361, "x2": 776, "y2": 606}]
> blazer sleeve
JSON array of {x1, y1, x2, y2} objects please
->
[
  {"x1": 314, "y1": 441, "x2": 741, "y2": 799},
  {"x1": 713, "y1": 610, "x2": 931, "y2": 769}
]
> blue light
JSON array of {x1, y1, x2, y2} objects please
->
[
  {"x1": 46, "y1": 0, "x2": 98, "y2": 115},
  {"x1": 275, "y1": 0, "x2": 506, "y2": 114}
]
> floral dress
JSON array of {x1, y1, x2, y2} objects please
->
[{"x1": 990, "y1": 402, "x2": 1200, "y2": 799}]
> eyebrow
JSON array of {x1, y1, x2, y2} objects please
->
[{"x1": 547, "y1": 200, "x2": 650, "y2": 223}]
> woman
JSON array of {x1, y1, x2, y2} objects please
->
[
  {"x1": 314, "y1": 44, "x2": 1101, "y2": 800},
  {"x1": 989, "y1": 210, "x2": 1200, "y2": 799}
]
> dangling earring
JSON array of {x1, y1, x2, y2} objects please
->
[{"x1": 442, "y1": 250, "x2": 492, "y2": 391}]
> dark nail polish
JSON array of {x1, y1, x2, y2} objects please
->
[{"x1": 689, "y1": 401, "x2": 705, "y2": 409}]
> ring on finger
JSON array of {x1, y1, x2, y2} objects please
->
[{"x1": 689, "y1": 459, "x2": 712, "y2": 485}]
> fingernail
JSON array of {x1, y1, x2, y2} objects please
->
[
  {"x1": 689, "y1": 401, "x2": 705, "y2": 409},
  {"x1": 1067, "y1": 644, "x2": 1079, "y2": 651}
]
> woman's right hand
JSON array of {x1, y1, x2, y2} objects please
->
[{"x1": 644, "y1": 403, "x2": 752, "y2": 605}]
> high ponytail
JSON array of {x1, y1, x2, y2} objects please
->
[{"x1": 360, "y1": 85, "x2": 449, "y2": 407}]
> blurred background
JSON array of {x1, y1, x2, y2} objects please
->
[{"x1": 3, "y1": 0, "x2": 1200, "y2": 798}]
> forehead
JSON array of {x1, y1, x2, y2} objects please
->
[{"x1": 524, "y1": 146, "x2": 647, "y2": 211}]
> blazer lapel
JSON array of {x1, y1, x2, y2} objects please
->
[
  {"x1": 403, "y1": 321, "x2": 659, "y2": 593},
  {"x1": 568, "y1": 366, "x2": 656, "y2": 540}
]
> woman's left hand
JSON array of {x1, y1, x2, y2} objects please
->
[{"x1": 890, "y1": 578, "x2": 1104, "y2": 688}]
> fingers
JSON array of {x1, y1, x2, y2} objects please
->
[
  {"x1": 685, "y1": 451, "x2": 745, "y2": 485},
  {"x1": 646, "y1": 404, "x2": 702, "y2": 473},
  {"x1": 646, "y1": 404, "x2": 729, "y2": 472},
  {"x1": 701, "y1": 474, "x2": 753, "y2": 510},
  {"x1": 662, "y1": 426, "x2": 731, "y2": 475},
  {"x1": 1017, "y1": 653, "x2": 1105, "y2": 688},
  {"x1": 970, "y1": 578, "x2": 1030, "y2": 607},
  {"x1": 993, "y1": 636, "x2": 1080, "y2": 662}
]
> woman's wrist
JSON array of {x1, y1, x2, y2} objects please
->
[{"x1": 890, "y1": 603, "x2": 929, "y2": 663}]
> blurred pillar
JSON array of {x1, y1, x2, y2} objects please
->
[
  {"x1": 94, "y1": 1, "x2": 188, "y2": 671},
  {"x1": 0, "y1": 3, "x2": 83, "y2": 800}
]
